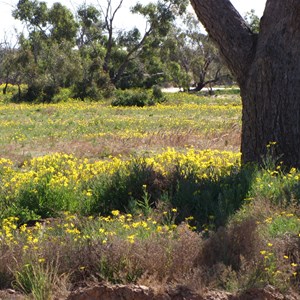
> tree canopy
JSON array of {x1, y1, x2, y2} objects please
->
[{"x1": 0, "y1": 0, "x2": 230, "y2": 102}]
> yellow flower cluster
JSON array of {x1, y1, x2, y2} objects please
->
[
  {"x1": 0, "y1": 209, "x2": 180, "y2": 261},
  {"x1": 146, "y1": 147, "x2": 240, "y2": 178},
  {"x1": 0, "y1": 153, "x2": 127, "y2": 197},
  {"x1": 0, "y1": 148, "x2": 240, "y2": 202}
]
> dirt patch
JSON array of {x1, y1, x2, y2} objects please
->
[
  {"x1": 0, "y1": 284, "x2": 298, "y2": 300},
  {"x1": 66, "y1": 283, "x2": 298, "y2": 300},
  {"x1": 0, "y1": 289, "x2": 26, "y2": 299}
]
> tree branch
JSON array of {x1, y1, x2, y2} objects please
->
[
  {"x1": 111, "y1": 0, "x2": 124, "y2": 22},
  {"x1": 101, "y1": 0, "x2": 124, "y2": 73},
  {"x1": 112, "y1": 27, "x2": 153, "y2": 84},
  {"x1": 190, "y1": 0, "x2": 257, "y2": 85}
]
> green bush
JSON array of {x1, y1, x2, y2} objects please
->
[
  {"x1": 111, "y1": 87, "x2": 165, "y2": 107},
  {"x1": 111, "y1": 90, "x2": 150, "y2": 107},
  {"x1": 52, "y1": 88, "x2": 73, "y2": 103},
  {"x1": 267, "y1": 214, "x2": 300, "y2": 238},
  {"x1": 87, "y1": 159, "x2": 166, "y2": 215},
  {"x1": 14, "y1": 177, "x2": 79, "y2": 223},
  {"x1": 152, "y1": 85, "x2": 165, "y2": 101},
  {"x1": 169, "y1": 165, "x2": 256, "y2": 229},
  {"x1": 25, "y1": 83, "x2": 60, "y2": 103}
]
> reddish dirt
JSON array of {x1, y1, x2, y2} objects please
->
[{"x1": 0, "y1": 283, "x2": 298, "y2": 300}]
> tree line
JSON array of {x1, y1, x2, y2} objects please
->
[{"x1": 0, "y1": 0, "x2": 237, "y2": 102}]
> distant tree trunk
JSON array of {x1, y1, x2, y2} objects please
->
[
  {"x1": 3, "y1": 82, "x2": 8, "y2": 95},
  {"x1": 193, "y1": 68, "x2": 222, "y2": 92},
  {"x1": 18, "y1": 84, "x2": 21, "y2": 102},
  {"x1": 3, "y1": 71, "x2": 10, "y2": 95},
  {"x1": 191, "y1": 0, "x2": 300, "y2": 167}
]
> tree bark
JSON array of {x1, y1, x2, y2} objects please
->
[{"x1": 191, "y1": 0, "x2": 300, "y2": 167}]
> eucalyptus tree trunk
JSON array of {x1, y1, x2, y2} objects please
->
[{"x1": 191, "y1": 0, "x2": 300, "y2": 167}]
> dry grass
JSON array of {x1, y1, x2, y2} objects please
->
[
  {"x1": 199, "y1": 218, "x2": 260, "y2": 271},
  {"x1": 0, "y1": 93, "x2": 242, "y2": 163},
  {"x1": 0, "y1": 129, "x2": 241, "y2": 165},
  {"x1": 0, "y1": 203, "x2": 298, "y2": 297}
]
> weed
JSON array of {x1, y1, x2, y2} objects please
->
[{"x1": 13, "y1": 258, "x2": 65, "y2": 300}]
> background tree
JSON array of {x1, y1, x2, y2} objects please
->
[
  {"x1": 12, "y1": 0, "x2": 79, "y2": 101},
  {"x1": 160, "y1": 13, "x2": 230, "y2": 91},
  {"x1": 160, "y1": 26, "x2": 193, "y2": 91},
  {"x1": 10, "y1": 0, "x2": 190, "y2": 100},
  {"x1": 96, "y1": 0, "x2": 189, "y2": 86},
  {"x1": 244, "y1": 9, "x2": 260, "y2": 34},
  {"x1": 190, "y1": 0, "x2": 300, "y2": 167},
  {"x1": 73, "y1": 4, "x2": 112, "y2": 100},
  {"x1": 6, "y1": 0, "x2": 248, "y2": 104},
  {"x1": 117, "y1": 31, "x2": 167, "y2": 89},
  {"x1": 183, "y1": 14, "x2": 230, "y2": 92},
  {"x1": 0, "y1": 36, "x2": 39, "y2": 100},
  {"x1": 0, "y1": 37, "x2": 20, "y2": 95}
]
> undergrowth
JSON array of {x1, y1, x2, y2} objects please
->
[
  {"x1": 0, "y1": 150, "x2": 299, "y2": 298},
  {"x1": 0, "y1": 88, "x2": 299, "y2": 298}
]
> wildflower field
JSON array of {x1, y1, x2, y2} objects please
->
[
  {"x1": 0, "y1": 86, "x2": 299, "y2": 299},
  {"x1": 0, "y1": 86, "x2": 241, "y2": 162}
]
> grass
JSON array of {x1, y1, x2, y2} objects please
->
[
  {"x1": 0, "y1": 86, "x2": 299, "y2": 298},
  {"x1": 0, "y1": 84, "x2": 241, "y2": 163},
  {"x1": 0, "y1": 148, "x2": 241, "y2": 223}
]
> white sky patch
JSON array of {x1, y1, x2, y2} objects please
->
[{"x1": 0, "y1": 0, "x2": 267, "y2": 43}]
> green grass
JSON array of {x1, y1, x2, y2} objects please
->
[
  {"x1": 0, "y1": 86, "x2": 299, "y2": 298},
  {"x1": 0, "y1": 88, "x2": 241, "y2": 162}
]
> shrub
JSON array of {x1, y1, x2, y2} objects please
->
[
  {"x1": 52, "y1": 88, "x2": 73, "y2": 103},
  {"x1": 111, "y1": 90, "x2": 149, "y2": 107},
  {"x1": 25, "y1": 83, "x2": 60, "y2": 103},
  {"x1": 111, "y1": 88, "x2": 165, "y2": 107},
  {"x1": 169, "y1": 165, "x2": 256, "y2": 229},
  {"x1": 199, "y1": 218, "x2": 260, "y2": 271},
  {"x1": 152, "y1": 85, "x2": 165, "y2": 102},
  {"x1": 87, "y1": 159, "x2": 167, "y2": 215},
  {"x1": 72, "y1": 79, "x2": 114, "y2": 101},
  {"x1": 14, "y1": 177, "x2": 80, "y2": 223}
]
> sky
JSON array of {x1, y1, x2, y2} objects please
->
[{"x1": 0, "y1": 0, "x2": 267, "y2": 43}]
